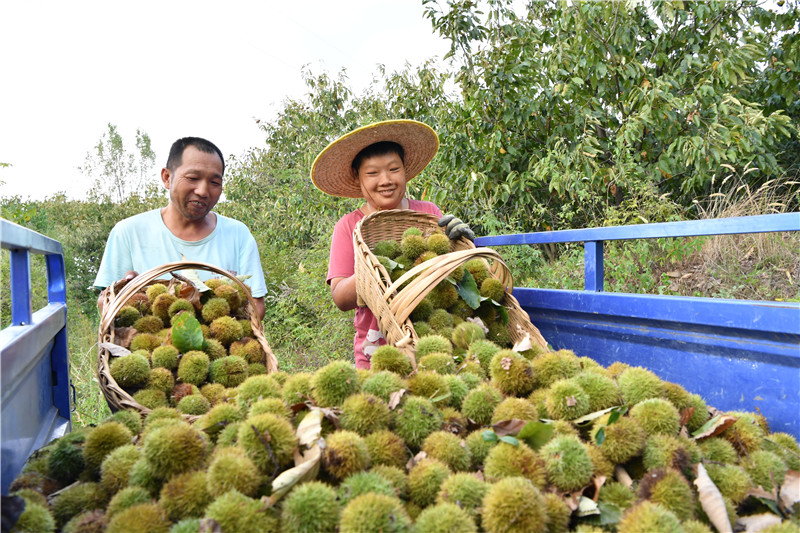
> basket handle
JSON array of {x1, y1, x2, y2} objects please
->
[{"x1": 386, "y1": 248, "x2": 513, "y2": 326}]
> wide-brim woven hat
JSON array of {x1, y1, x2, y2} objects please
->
[{"x1": 310, "y1": 119, "x2": 439, "y2": 198}]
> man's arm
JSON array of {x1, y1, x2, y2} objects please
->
[{"x1": 252, "y1": 296, "x2": 266, "y2": 322}]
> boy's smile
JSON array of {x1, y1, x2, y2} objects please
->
[{"x1": 356, "y1": 153, "x2": 408, "y2": 212}]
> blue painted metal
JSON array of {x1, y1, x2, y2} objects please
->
[
  {"x1": 1, "y1": 219, "x2": 71, "y2": 494},
  {"x1": 584, "y1": 241, "x2": 603, "y2": 292},
  {"x1": 476, "y1": 213, "x2": 800, "y2": 438}
]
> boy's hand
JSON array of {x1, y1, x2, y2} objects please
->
[{"x1": 438, "y1": 214, "x2": 475, "y2": 241}]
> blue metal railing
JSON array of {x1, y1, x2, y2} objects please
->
[
  {"x1": 1, "y1": 218, "x2": 71, "y2": 494},
  {"x1": 476, "y1": 212, "x2": 800, "y2": 437}
]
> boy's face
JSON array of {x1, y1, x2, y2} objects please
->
[{"x1": 356, "y1": 152, "x2": 407, "y2": 211}]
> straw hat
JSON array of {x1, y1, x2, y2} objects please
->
[{"x1": 310, "y1": 119, "x2": 439, "y2": 198}]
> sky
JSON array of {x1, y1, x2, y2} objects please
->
[{"x1": 0, "y1": 1, "x2": 451, "y2": 201}]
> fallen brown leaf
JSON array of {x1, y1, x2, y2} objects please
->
[
  {"x1": 491, "y1": 419, "x2": 527, "y2": 437},
  {"x1": 388, "y1": 389, "x2": 407, "y2": 410},
  {"x1": 694, "y1": 463, "x2": 733, "y2": 533}
]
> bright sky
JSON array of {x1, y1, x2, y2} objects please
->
[{"x1": 0, "y1": 1, "x2": 450, "y2": 201}]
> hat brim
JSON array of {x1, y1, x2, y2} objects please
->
[{"x1": 310, "y1": 120, "x2": 439, "y2": 198}]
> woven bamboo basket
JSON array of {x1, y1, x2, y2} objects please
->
[
  {"x1": 354, "y1": 210, "x2": 548, "y2": 368},
  {"x1": 97, "y1": 261, "x2": 278, "y2": 420}
]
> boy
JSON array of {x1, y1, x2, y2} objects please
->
[{"x1": 311, "y1": 120, "x2": 472, "y2": 368}]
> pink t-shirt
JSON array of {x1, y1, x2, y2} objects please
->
[{"x1": 327, "y1": 200, "x2": 443, "y2": 369}]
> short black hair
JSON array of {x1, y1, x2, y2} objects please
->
[
  {"x1": 166, "y1": 137, "x2": 225, "y2": 175},
  {"x1": 351, "y1": 141, "x2": 405, "y2": 175}
]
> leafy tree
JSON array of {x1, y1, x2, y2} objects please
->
[
  {"x1": 79, "y1": 123, "x2": 157, "y2": 203},
  {"x1": 422, "y1": 0, "x2": 798, "y2": 232}
]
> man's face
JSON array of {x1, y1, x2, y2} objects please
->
[
  {"x1": 356, "y1": 152, "x2": 407, "y2": 211},
  {"x1": 162, "y1": 146, "x2": 224, "y2": 221}
]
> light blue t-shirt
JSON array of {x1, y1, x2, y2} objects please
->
[{"x1": 93, "y1": 209, "x2": 267, "y2": 298}]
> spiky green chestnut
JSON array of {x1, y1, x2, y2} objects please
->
[
  {"x1": 340, "y1": 393, "x2": 391, "y2": 436},
  {"x1": 484, "y1": 442, "x2": 547, "y2": 487},
  {"x1": 151, "y1": 292, "x2": 177, "y2": 323},
  {"x1": 544, "y1": 492, "x2": 571, "y2": 533},
  {"x1": 705, "y1": 463, "x2": 752, "y2": 503},
  {"x1": 698, "y1": 437, "x2": 738, "y2": 464},
  {"x1": 236, "y1": 374, "x2": 281, "y2": 410},
  {"x1": 416, "y1": 334, "x2": 453, "y2": 358},
  {"x1": 421, "y1": 431, "x2": 471, "y2": 472},
  {"x1": 209, "y1": 316, "x2": 244, "y2": 346},
  {"x1": 151, "y1": 345, "x2": 179, "y2": 371},
  {"x1": 408, "y1": 458, "x2": 451, "y2": 508},
  {"x1": 147, "y1": 367, "x2": 175, "y2": 393},
  {"x1": 414, "y1": 502, "x2": 477, "y2": 533},
  {"x1": 322, "y1": 430, "x2": 370, "y2": 481},
  {"x1": 281, "y1": 481, "x2": 339, "y2": 533},
  {"x1": 418, "y1": 352, "x2": 456, "y2": 374},
  {"x1": 238, "y1": 413, "x2": 297, "y2": 471},
  {"x1": 51, "y1": 482, "x2": 109, "y2": 529},
  {"x1": 720, "y1": 410, "x2": 767, "y2": 454},
  {"x1": 410, "y1": 297, "x2": 434, "y2": 322},
  {"x1": 99, "y1": 444, "x2": 141, "y2": 493},
  {"x1": 206, "y1": 446, "x2": 261, "y2": 498},
  {"x1": 573, "y1": 371, "x2": 621, "y2": 412},
  {"x1": 213, "y1": 284, "x2": 242, "y2": 312},
  {"x1": 406, "y1": 371, "x2": 450, "y2": 406},
  {"x1": 176, "y1": 350, "x2": 210, "y2": 386},
  {"x1": 110, "y1": 353, "x2": 151, "y2": 388},
  {"x1": 479, "y1": 277, "x2": 506, "y2": 303},
  {"x1": 107, "y1": 486, "x2": 151, "y2": 518},
  {"x1": 452, "y1": 321, "x2": 486, "y2": 351},
  {"x1": 392, "y1": 396, "x2": 443, "y2": 450},
  {"x1": 361, "y1": 371, "x2": 404, "y2": 403},
  {"x1": 401, "y1": 234, "x2": 427, "y2": 260},
  {"x1": 364, "y1": 430, "x2": 408, "y2": 469},
  {"x1": 545, "y1": 378, "x2": 590, "y2": 420},
  {"x1": 541, "y1": 435, "x2": 595, "y2": 491},
  {"x1": 133, "y1": 315, "x2": 164, "y2": 334},
  {"x1": 201, "y1": 297, "x2": 230, "y2": 323},
  {"x1": 249, "y1": 397, "x2": 291, "y2": 419},
  {"x1": 372, "y1": 464, "x2": 408, "y2": 499},
  {"x1": 203, "y1": 490, "x2": 279, "y2": 533},
  {"x1": 630, "y1": 398, "x2": 680, "y2": 436},
  {"x1": 374, "y1": 239, "x2": 401, "y2": 259},
  {"x1": 339, "y1": 493, "x2": 411, "y2": 533},
  {"x1": 742, "y1": 449, "x2": 788, "y2": 491},
  {"x1": 47, "y1": 438, "x2": 85, "y2": 486},
  {"x1": 282, "y1": 372, "x2": 313, "y2": 405},
  {"x1": 10, "y1": 499, "x2": 55, "y2": 533},
  {"x1": 481, "y1": 476, "x2": 547, "y2": 533},
  {"x1": 83, "y1": 421, "x2": 134, "y2": 475},
  {"x1": 466, "y1": 339, "x2": 501, "y2": 373},
  {"x1": 530, "y1": 349, "x2": 582, "y2": 388},
  {"x1": 436, "y1": 472, "x2": 488, "y2": 523},
  {"x1": 142, "y1": 423, "x2": 207, "y2": 480},
  {"x1": 465, "y1": 430, "x2": 497, "y2": 470},
  {"x1": 338, "y1": 471, "x2": 396, "y2": 506},
  {"x1": 370, "y1": 345, "x2": 413, "y2": 377},
  {"x1": 116, "y1": 305, "x2": 142, "y2": 327},
  {"x1": 617, "y1": 366, "x2": 666, "y2": 405},
  {"x1": 598, "y1": 480, "x2": 636, "y2": 510},
  {"x1": 594, "y1": 416, "x2": 647, "y2": 464},
  {"x1": 492, "y1": 396, "x2": 539, "y2": 424},
  {"x1": 489, "y1": 350, "x2": 535, "y2": 396},
  {"x1": 427, "y1": 308, "x2": 454, "y2": 332},
  {"x1": 158, "y1": 470, "x2": 211, "y2": 522},
  {"x1": 311, "y1": 360, "x2": 360, "y2": 407},
  {"x1": 617, "y1": 500, "x2": 682, "y2": 533},
  {"x1": 176, "y1": 394, "x2": 210, "y2": 415}
]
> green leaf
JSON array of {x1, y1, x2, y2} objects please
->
[
  {"x1": 499, "y1": 435, "x2": 520, "y2": 446},
  {"x1": 456, "y1": 270, "x2": 481, "y2": 309},
  {"x1": 580, "y1": 501, "x2": 623, "y2": 526},
  {"x1": 517, "y1": 421, "x2": 554, "y2": 450},
  {"x1": 595, "y1": 426, "x2": 606, "y2": 446},
  {"x1": 172, "y1": 313, "x2": 204, "y2": 353},
  {"x1": 482, "y1": 430, "x2": 499, "y2": 443},
  {"x1": 497, "y1": 306, "x2": 509, "y2": 326}
]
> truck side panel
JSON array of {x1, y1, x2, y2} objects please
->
[{"x1": 1, "y1": 219, "x2": 71, "y2": 494}]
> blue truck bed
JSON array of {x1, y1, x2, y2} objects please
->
[
  {"x1": 475, "y1": 212, "x2": 800, "y2": 438},
  {"x1": 1, "y1": 219, "x2": 71, "y2": 494}
]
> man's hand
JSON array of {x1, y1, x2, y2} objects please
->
[{"x1": 438, "y1": 214, "x2": 475, "y2": 241}]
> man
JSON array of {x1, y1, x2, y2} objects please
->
[{"x1": 93, "y1": 137, "x2": 266, "y2": 320}]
